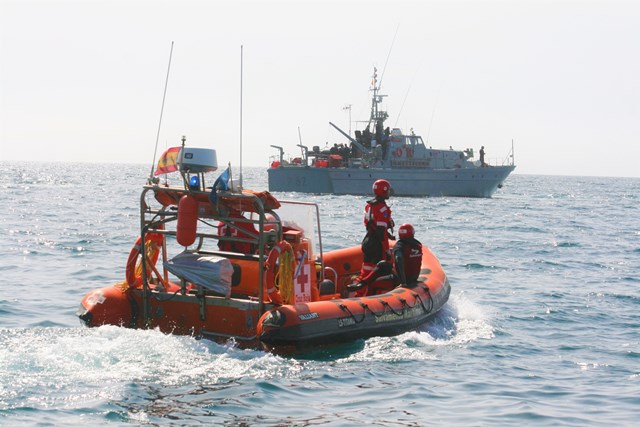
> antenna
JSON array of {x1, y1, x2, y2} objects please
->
[
  {"x1": 239, "y1": 45, "x2": 244, "y2": 189},
  {"x1": 511, "y1": 139, "x2": 515, "y2": 166},
  {"x1": 394, "y1": 65, "x2": 420, "y2": 128},
  {"x1": 343, "y1": 104, "x2": 352, "y2": 136},
  {"x1": 425, "y1": 82, "x2": 443, "y2": 145},
  {"x1": 148, "y1": 41, "x2": 174, "y2": 183},
  {"x1": 377, "y1": 23, "x2": 400, "y2": 91}
]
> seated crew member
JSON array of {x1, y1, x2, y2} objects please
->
[
  {"x1": 392, "y1": 223, "x2": 423, "y2": 285},
  {"x1": 217, "y1": 208, "x2": 258, "y2": 254},
  {"x1": 348, "y1": 223, "x2": 422, "y2": 296},
  {"x1": 349, "y1": 259, "x2": 395, "y2": 296}
]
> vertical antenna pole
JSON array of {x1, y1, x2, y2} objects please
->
[
  {"x1": 377, "y1": 23, "x2": 400, "y2": 91},
  {"x1": 343, "y1": 104, "x2": 352, "y2": 136},
  {"x1": 149, "y1": 41, "x2": 174, "y2": 182},
  {"x1": 239, "y1": 45, "x2": 244, "y2": 189},
  {"x1": 512, "y1": 138, "x2": 515, "y2": 166}
]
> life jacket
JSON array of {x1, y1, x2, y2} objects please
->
[
  {"x1": 364, "y1": 198, "x2": 392, "y2": 234},
  {"x1": 394, "y1": 238, "x2": 422, "y2": 283}
]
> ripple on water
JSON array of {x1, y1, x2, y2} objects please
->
[{"x1": 2, "y1": 168, "x2": 640, "y2": 425}]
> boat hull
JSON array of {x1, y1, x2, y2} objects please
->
[
  {"x1": 268, "y1": 165, "x2": 515, "y2": 197},
  {"x1": 257, "y1": 280, "x2": 450, "y2": 353},
  {"x1": 77, "y1": 283, "x2": 264, "y2": 344},
  {"x1": 77, "y1": 244, "x2": 450, "y2": 353},
  {"x1": 256, "y1": 244, "x2": 450, "y2": 352}
]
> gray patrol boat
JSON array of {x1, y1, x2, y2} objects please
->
[{"x1": 268, "y1": 71, "x2": 515, "y2": 197}]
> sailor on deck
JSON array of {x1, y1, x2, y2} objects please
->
[{"x1": 360, "y1": 179, "x2": 394, "y2": 278}]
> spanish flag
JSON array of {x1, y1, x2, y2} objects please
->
[{"x1": 154, "y1": 147, "x2": 181, "y2": 175}]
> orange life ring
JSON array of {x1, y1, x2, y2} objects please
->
[
  {"x1": 393, "y1": 148, "x2": 403, "y2": 157},
  {"x1": 264, "y1": 240, "x2": 294, "y2": 305},
  {"x1": 125, "y1": 233, "x2": 164, "y2": 287},
  {"x1": 406, "y1": 147, "x2": 414, "y2": 158}
]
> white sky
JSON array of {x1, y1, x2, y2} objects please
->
[{"x1": 1, "y1": 0, "x2": 639, "y2": 177}]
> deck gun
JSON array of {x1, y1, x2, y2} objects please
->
[{"x1": 329, "y1": 122, "x2": 370, "y2": 157}]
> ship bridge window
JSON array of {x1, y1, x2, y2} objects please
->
[
  {"x1": 405, "y1": 136, "x2": 422, "y2": 147},
  {"x1": 409, "y1": 136, "x2": 425, "y2": 146}
]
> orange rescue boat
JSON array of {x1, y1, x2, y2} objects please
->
[{"x1": 77, "y1": 142, "x2": 450, "y2": 353}]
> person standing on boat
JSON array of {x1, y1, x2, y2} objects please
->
[
  {"x1": 393, "y1": 224, "x2": 423, "y2": 285},
  {"x1": 381, "y1": 127, "x2": 390, "y2": 159},
  {"x1": 360, "y1": 179, "x2": 394, "y2": 279},
  {"x1": 479, "y1": 146, "x2": 486, "y2": 167},
  {"x1": 362, "y1": 125, "x2": 372, "y2": 149}
]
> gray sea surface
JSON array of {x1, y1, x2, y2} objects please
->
[{"x1": 1, "y1": 162, "x2": 638, "y2": 425}]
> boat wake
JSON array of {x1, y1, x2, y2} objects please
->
[
  {"x1": 418, "y1": 290, "x2": 494, "y2": 345},
  {"x1": 325, "y1": 291, "x2": 494, "y2": 363},
  {"x1": 0, "y1": 292, "x2": 491, "y2": 418}
]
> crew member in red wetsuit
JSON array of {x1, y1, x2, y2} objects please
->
[
  {"x1": 360, "y1": 179, "x2": 394, "y2": 278},
  {"x1": 393, "y1": 223, "x2": 423, "y2": 285},
  {"x1": 217, "y1": 209, "x2": 258, "y2": 254}
]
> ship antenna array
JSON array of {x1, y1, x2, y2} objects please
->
[
  {"x1": 394, "y1": 65, "x2": 420, "y2": 128},
  {"x1": 148, "y1": 41, "x2": 175, "y2": 183},
  {"x1": 376, "y1": 23, "x2": 399, "y2": 91},
  {"x1": 368, "y1": 25, "x2": 398, "y2": 129},
  {"x1": 425, "y1": 82, "x2": 443, "y2": 145}
]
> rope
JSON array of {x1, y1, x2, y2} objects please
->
[
  {"x1": 114, "y1": 280, "x2": 129, "y2": 293},
  {"x1": 338, "y1": 286, "x2": 436, "y2": 323},
  {"x1": 149, "y1": 287, "x2": 183, "y2": 302},
  {"x1": 359, "y1": 301, "x2": 388, "y2": 319},
  {"x1": 413, "y1": 287, "x2": 434, "y2": 314},
  {"x1": 134, "y1": 240, "x2": 160, "y2": 280},
  {"x1": 380, "y1": 300, "x2": 404, "y2": 316},
  {"x1": 339, "y1": 304, "x2": 367, "y2": 324},
  {"x1": 115, "y1": 240, "x2": 162, "y2": 292},
  {"x1": 275, "y1": 245, "x2": 295, "y2": 304}
]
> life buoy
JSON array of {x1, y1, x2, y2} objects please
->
[
  {"x1": 264, "y1": 240, "x2": 294, "y2": 305},
  {"x1": 125, "y1": 233, "x2": 164, "y2": 288},
  {"x1": 406, "y1": 147, "x2": 414, "y2": 158},
  {"x1": 393, "y1": 148, "x2": 403, "y2": 157}
]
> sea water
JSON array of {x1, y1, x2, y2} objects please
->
[{"x1": 1, "y1": 162, "x2": 638, "y2": 426}]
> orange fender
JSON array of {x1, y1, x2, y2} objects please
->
[{"x1": 177, "y1": 194, "x2": 198, "y2": 247}]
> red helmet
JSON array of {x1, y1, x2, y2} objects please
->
[
  {"x1": 372, "y1": 179, "x2": 391, "y2": 198},
  {"x1": 398, "y1": 223, "x2": 415, "y2": 239}
]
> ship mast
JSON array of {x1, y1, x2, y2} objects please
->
[{"x1": 369, "y1": 67, "x2": 388, "y2": 142}]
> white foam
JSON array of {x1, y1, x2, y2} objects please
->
[
  {"x1": 337, "y1": 291, "x2": 495, "y2": 363},
  {"x1": 0, "y1": 326, "x2": 300, "y2": 410}
]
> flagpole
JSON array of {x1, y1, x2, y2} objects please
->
[
  {"x1": 149, "y1": 41, "x2": 174, "y2": 183},
  {"x1": 239, "y1": 45, "x2": 244, "y2": 190}
]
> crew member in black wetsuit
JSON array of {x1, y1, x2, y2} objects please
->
[
  {"x1": 349, "y1": 223, "x2": 422, "y2": 296},
  {"x1": 393, "y1": 224, "x2": 423, "y2": 285}
]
